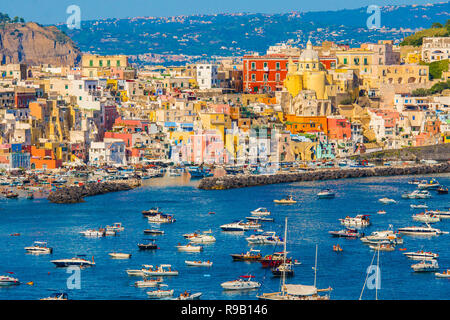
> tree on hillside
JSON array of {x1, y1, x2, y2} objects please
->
[{"x1": 431, "y1": 22, "x2": 443, "y2": 28}]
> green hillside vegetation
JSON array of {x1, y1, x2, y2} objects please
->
[
  {"x1": 400, "y1": 20, "x2": 450, "y2": 46},
  {"x1": 0, "y1": 12, "x2": 25, "y2": 24},
  {"x1": 419, "y1": 59, "x2": 449, "y2": 80},
  {"x1": 411, "y1": 80, "x2": 450, "y2": 96}
]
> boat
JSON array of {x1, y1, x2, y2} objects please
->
[
  {"x1": 328, "y1": 228, "x2": 363, "y2": 239},
  {"x1": 250, "y1": 207, "x2": 271, "y2": 216},
  {"x1": 135, "y1": 278, "x2": 163, "y2": 288},
  {"x1": 146, "y1": 288, "x2": 174, "y2": 299},
  {"x1": 339, "y1": 215, "x2": 370, "y2": 228},
  {"x1": 397, "y1": 223, "x2": 448, "y2": 236},
  {"x1": 435, "y1": 270, "x2": 450, "y2": 278},
  {"x1": 147, "y1": 213, "x2": 176, "y2": 224},
  {"x1": 221, "y1": 275, "x2": 261, "y2": 290},
  {"x1": 51, "y1": 256, "x2": 95, "y2": 267},
  {"x1": 0, "y1": 275, "x2": 20, "y2": 286},
  {"x1": 144, "y1": 229, "x2": 165, "y2": 235},
  {"x1": 40, "y1": 292, "x2": 68, "y2": 300},
  {"x1": 138, "y1": 239, "x2": 158, "y2": 250},
  {"x1": 220, "y1": 220, "x2": 261, "y2": 231},
  {"x1": 188, "y1": 232, "x2": 216, "y2": 243},
  {"x1": 142, "y1": 264, "x2": 179, "y2": 276},
  {"x1": 168, "y1": 168, "x2": 183, "y2": 176},
  {"x1": 426, "y1": 210, "x2": 450, "y2": 219},
  {"x1": 187, "y1": 166, "x2": 213, "y2": 179},
  {"x1": 272, "y1": 262, "x2": 294, "y2": 277},
  {"x1": 377, "y1": 210, "x2": 386, "y2": 215},
  {"x1": 360, "y1": 228, "x2": 403, "y2": 245},
  {"x1": 402, "y1": 190, "x2": 432, "y2": 199},
  {"x1": 333, "y1": 244, "x2": 343, "y2": 252},
  {"x1": 185, "y1": 260, "x2": 213, "y2": 267},
  {"x1": 106, "y1": 222, "x2": 124, "y2": 232},
  {"x1": 109, "y1": 252, "x2": 131, "y2": 259},
  {"x1": 260, "y1": 251, "x2": 292, "y2": 268},
  {"x1": 403, "y1": 250, "x2": 439, "y2": 261},
  {"x1": 411, "y1": 204, "x2": 428, "y2": 209},
  {"x1": 317, "y1": 189, "x2": 335, "y2": 199},
  {"x1": 408, "y1": 179, "x2": 421, "y2": 185},
  {"x1": 437, "y1": 186, "x2": 448, "y2": 194},
  {"x1": 230, "y1": 249, "x2": 262, "y2": 262},
  {"x1": 79, "y1": 229, "x2": 105, "y2": 237},
  {"x1": 176, "y1": 243, "x2": 203, "y2": 252},
  {"x1": 418, "y1": 179, "x2": 440, "y2": 190},
  {"x1": 412, "y1": 212, "x2": 440, "y2": 223},
  {"x1": 5, "y1": 192, "x2": 19, "y2": 199},
  {"x1": 274, "y1": 196, "x2": 297, "y2": 204},
  {"x1": 369, "y1": 243, "x2": 395, "y2": 251},
  {"x1": 142, "y1": 207, "x2": 162, "y2": 216},
  {"x1": 246, "y1": 216, "x2": 274, "y2": 222},
  {"x1": 411, "y1": 260, "x2": 439, "y2": 272},
  {"x1": 246, "y1": 231, "x2": 284, "y2": 245},
  {"x1": 24, "y1": 241, "x2": 53, "y2": 254},
  {"x1": 378, "y1": 197, "x2": 397, "y2": 204},
  {"x1": 173, "y1": 291, "x2": 202, "y2": 300}
]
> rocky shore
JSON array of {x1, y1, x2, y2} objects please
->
[
  {"x1": 48, "y1": 181, "x2": 140, "y2": 204},
  {"x1": 198, "y1": 162, "x2": 450, "y2": 190}
]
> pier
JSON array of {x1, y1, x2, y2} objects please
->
[{"x1": 198, "y1": 162, "x2": 450, "y2": 190}]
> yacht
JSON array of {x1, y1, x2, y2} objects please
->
[
  {"x1": 260, "y1": 251, "x2": 292, "y2": 268},
  {"x1": 250, "y1": 207, "x2": 271, "y2": 216},
  {"x1": 412, "y1": 212, "x2": 440, "y2": 223},
  {"x1": 185, "y1": 260, "x2": 213, "y2": 267},
  {"x1": 147, "y1": 213, "x2": 175, "y2": 224},
  {"x1": 369, "y1": 243, "x2": 395, "y2": 251},
  {"x1": 106, "y1": 223, "x2": 124, "y2": 232},
  {"x1": 411, "y1": 260, "x2": 439, "y2": 272},
  {"x1": 317, "y1": 189, "x2": 335, "y2": 199},
  {"x1": 410, "y1": 204, "x2": 428, "y2": 209},
  {"x1": 339, "y1": 215, "x2": 370, "y2": 228},
  {"x1": 403, "y1": 250, "x2": 439, "y2": 261},
  {"x1": 146, "y1": 288, "x2": 174, "y2": 299},
  {"x1": 378, "y1": 197, "x2": 397, "y2": 204},
  {"x1": 176, "y1": 243, "x2": 203, "y2": 252},
  {"x1": 246, "y1": 231, "x2": 284, "y2": 245},
  {"x1": 135, "y1": 278, "x2": 163, "y2": 288},
  {"x1": 79, "y1": 229, "x2": 105, "y2": 237},
  {"x1": 402, "y1": 190, "x2": 432, "y2": 199},
  {"x1": 329, "y1": 228, "x2": 363, "y2": 239},
  {"x1": 418, "y1": 179, "x2": 440, "y2": 190},
  {"x1": 24, "y1": 241, "x2": 53, "y2": 254},
  {"x1": 144, "y1": 229, "x2": 164, "y2": 235},
  {"x1": 142, "y1": 264, "x2": 179, "y2": 276},
  {"x1": 51, "y1": 256, "x2": 95, "y2": 267},
  {"x1": 272, "y1": 262, "x2": 294, "y2": 277},
  {"x1": 138, "y1": 240, "x2": 158, "y2": 250},
  {"x1": 142, "y1": 208, "x2": 162, "y2": 217},
  {"x1": 360, "y1": 227, "x2": 403, "y2": 245},
  {"x1": 188, "y1": 232, "x2": 216, "y2": 244},
  {"x1": 109, "y1": 252, "x2": 131, "y2": 259},
  {"x1": 0, "y1": 275, "x2": 20, "y2": 286},
  {"x1": 426, "y1": 210, "x2": 450, "y2": 219},
  {"x1": 397, "y1": 224, "x2": 448, "y2": 236},
  {"x1": 221, "y1": 276, "x2": 261, "y2": 290},
  {"x1": 220, "y1": 220, "x2": 261, "y2": 231},
  {"x1": 230, "y1": 249, "x2": 262, "y2": 262},
  {"x1": 246, "y1": 216, "x2": 275, "y2": 222}
]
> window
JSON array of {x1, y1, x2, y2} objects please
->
[
  {"x1": 116, "y1": 60, "x2": 121, "y2": 67},
  {"x1": 99, "y1": 60, "x2": 103, "y2": 67},
  {"x1": 276, "y1": 73, "x2": 280, "y2": 82},
  {"x1": 276, "y1": 62, "x2": 280, "y2": 70},
  {"x1": 251, "y1": 74, "x2": 256, "y2": 81},
  {"x1": 263, "y1": 62, "x2": 268, "y2": 69},
  {"x1": 89, "y1": 60, "x2": 93, "y2": 67},
  {"x1": 251, "y1": 62, "x2": 256, "y2": 70},
  {"x1": 343, "y1": 58, "x2": 348, "y2": 64},
  {"x1": 263, "y1": 74, "x2": 268, "y2": 81},
  {"x1": 107, "y1": 60, "x2": 111, "y2": 67}
]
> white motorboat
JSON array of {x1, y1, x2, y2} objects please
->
[
  {"x1": 317, "y1": 189, "x2": 335, "y2": 199},
  {"x1": 188, "y1": 232, "x2": 216, "y2": 244},
  {"x1": 360, "y1": 228, "x2": 403, "y2": 245},
  {"x1": 402, "y1": 190, "x2": 432, "y2": 199},
  {"x1": 397, "y1": 224, "x2": 448, "y2": 236},
  {"x1": 173, "y1": 292, "x2": 202, "y2": 300},
  {"x1": 185, "y1": 260, "x2": 213, "y2": 267},
  {"x1": 378, "y1": 197, "x2": 397, "y2": 204},
  {"x1": 109, "y1": 252, "x2": 131, "y2": 259},
  {"x1": 176, "y1": 243, "x2": 203, "y2": 252},
  {"x1": 106, "y1": 222, "x2": 124, "y2": 233},
  {"x1": 418, "y1": 179, "x2": 440, "y2": 190},
  {"x1": 126, "y1": 269, "x2": 145, "y2": 276},
  {"x1": 0, "y1": 275, "x2": 20, "y2": 286},
  {"x1": 250, "y1": 208, "x2": 271, "y2": 216},
  {"x1": 40, "y1": 292, "x2": 68, "y2": 300},
  {"x1": 142, "y1": 264, "x2": 179, "y2": 276},
  {"x1": 79, "y1": 229, "x2": 105, "y2": 237},
  {"x1": 411, "y1": 260, "x2": 439, "y2": 272},
  {"x1": 339, "y1": 215, "x2": 370, "y2": 228},
  {"x1": 426, "y1": 210, "x2": 450, "y2": 219},
  {"x1": 246, "y1": 231, "x2": 284, "y2": 245},
  {"x1": 51, "y1": 256, "x2": 95, "y2": 267},
  {"x1": 135, "y1": 278, "x2": 163, "y2": 288},
  {"x1": 435, "y1": 270, "x2": 450, "y2": 278},
  {"x1": 220, "y1": 220, "x2": 261, "y2": 231},
  {"x1": 273, "y1": 196, "x2": 297, "y2": 204},
  {"x1": 412, "y1": 212, "x2": 440, "y2": 223},
  {"x1": 411, "y1": 204, "x2": 428, "y2": 209},
  {"x1": 369, "y1": 243, "x2": 395, "y2": 251},
  {"x1": 403, "y1": 250, "x2": 439, "y2": 261},
  {"x1": 146, "y1": 287, "x2": 174, "y2": 299},
  {"x1": 221, "y1": 276, "x2": 261, "y2": 290},
  {"x1": 147, "y1": 213, "x2": 176, "y2": 224},
  {"x1": 24, "y1": 241, "x2": 53, "y2": 254}
]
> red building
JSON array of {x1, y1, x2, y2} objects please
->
[
  {"x1": 319, "y1": 56, "x2": 338, "y2": 70},
  {"x1": 15, "y1": 90, "x2": 36, "y2": 108},
  {"x1": 243, "y1": 54, "x2": 298, "y2": 93},
  {"x1": 327, "y1": 117, "x2": 352, "y2": 140},
  {"x1": 102, "y1": 105, "x2": 120, "y2": 131}
]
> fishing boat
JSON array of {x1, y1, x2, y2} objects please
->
[
  {"x1": 173, "y1": 291, "x2": 202, "y2": 300},
  {"x1": 273, "y1": 195, "x2": 297, "y2": 204},
  {"x1": 436, "y1": 186, "x2": 448, "y2": 194},
  {"x1": 317, "y1": 189, "x2": 335, "y2": 199},
  {"x1": 412, "y1": 212, "x2": 440, "y2": 223},
  {"x1": 378, "y1": 197, "x2": 397, "y2": 204},
  {"x1": 0, "y1": 275, "x2": 20, "y2": 286},
  {"x1": 339, "y1": 215, "x2": 370, "y2": 228},
  {"x1": 250, "y1": 207, "x2": 271, "y2": 216},
  {"x1": 142, "y1": 264, "x2": 179, "y2": 276},
  {"x1": 138, "y1": 239, "x2": 158, "y2": 250},
  {"x1": 403, "y1": 250, "x2": 439, "y2": 261},
  {"x1": 435, "y1": 270, "x2": 450, "y2": 278},
  {"x1": 51, "y1": 256, "x2": 95, "y2": 267},
  {"x1": 411, "y1": 204, "x2": 428, "y2": 209},
  {"x1": 328, "y1": 228, "x2": 363, "y2": 239},
  {"x1": 109, "y1": 252, "x2": 131, "y2": 259},
  {"x1": 426, "y1": 210, "x2": 450, "y2": 219},
  {"x1": 230, "y1": 249, "x2": 262, "y2": 262},
  {"x1": 397, "y1": 223, "x2": 448, "y2": 236},
  {"x1": 147, "y1": 213, "x2": 175, "y2": 224},
  {"x1": 176, "y1": 243, "x2": 203, "y2": 252},
  {"x1": 369, "y1": 243, "x2": 395, "y2": 251},
  {"x1": 40, "y1": 292, "x2": 68, "y2": 300},
  {"x1": 272, "y1": 262, "x2": 294, "y2": 277},
  {"x1": 360, "y1": 229, "x2": 403, "y2": 245},
  {"x1": 418, "y1": 179, "x2": 440, "y2": 190},
  {"x1": 142, "y1": 208, "x2": 162, "y2": 216},
  {"x1": 79, "y1": 229, "x2": 105, "y2": 237},
  {"x1": 221, "y1": 276, "x2": 261, "y2": 290},
  {"x1": 144, "y1": 229, "x2": 165, "y2": 235},
  {"x1": 135, "y1": 278, "x2": 163, "y2": 288},
  {"x1": 411, "y1": 260, "x2": 439, "y2": 272},
  {"x1": 402, "y1": 190, "x2": 432, "y2": 199},
  {"x1": 146, "y1": 287, "x2": 174, "y2": 299},
  {"x1": 24, "y1": 241, "x2": 53, "y2": 254},
  {"x1": 260, "y1": 251, "x2": 292, "y2": 268},
  {"x1": 246, "y1": 231, "x2": 284, "y2": 245},
  {"x1": 185, "y1": 260, "x2": 213, "y2": 267}
]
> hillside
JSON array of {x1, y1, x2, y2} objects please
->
[
  {"x1": 400, "y1": 20, "x2": 450, "y2": 46},
  {"x1": 0, "y1": 21, "x2": 81, "y2": 66}
]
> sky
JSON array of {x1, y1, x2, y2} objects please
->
[{"x1": 0, "y1": 0, "x2": 446, "y2": 24}]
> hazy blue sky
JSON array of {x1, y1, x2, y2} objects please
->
[{"x1": 1, "y1": 0, "x2": 446, "y2": 24}]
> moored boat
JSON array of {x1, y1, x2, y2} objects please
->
[
  {"x1": 109, "y1": 252, "x2": 131, "y2": 259},
  {"x1": 435, "y1": 270, "x2": 450, "y2": 278},
  {"x1": 176, "y1": 243, "x2": 203, "y2": 252},
  {"x1": 274, "y1": 196, "x2": 297, "y2": 204},
  {"x1": 329, "y1": 228, "x2": 363, "y2": 239},
  {"x1": 339, "y1": 215, "x2": 370, "y2": 228},
  {"x1": 0, "y1": 275, "x2": 20, "y2": 286},
  {"x1": 411, "y1": 260, "x2": 439, "y2": 272},
  {"x1": 185, "y1": 260, "x2": 213, "y2": 267},
  {"x1": 24, "y1": 241, "x2": 53, "y2": 254},
  {"x1": 221, "y1": 276, "x2": 261, "y2": 290},
  {"x1": 403, "y1": 250, "x2": 439, "y2": 261},
  {"x1": 51, "y1": 255, "x2": 95, "y2": 267},
  {"x1": 230, "y1": 249, "x2": 262, "y2": 262},
  {"x1": 142, "y1": 264, "x2": 179, "y2": 276}
]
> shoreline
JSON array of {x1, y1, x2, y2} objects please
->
[{"x1": 198, "y1": 162, "x2": 450, "y2": 190}]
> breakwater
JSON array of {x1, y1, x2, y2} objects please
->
[
  {"x1": 198, "y1": 162, "x2": 450, "y2": 190},
  {"x1": 48, "y1": 180, "x2": 140, "y2": 204}
]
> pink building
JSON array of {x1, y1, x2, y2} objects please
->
[
  {"x1": 327, "y1": 116, "x2": 352, "y2": 140},
  {"x1": 183, "y1": 130, "x2": 226, "y2": 164}
]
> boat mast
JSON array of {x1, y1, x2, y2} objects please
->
[
  {"x1": 314, "y1": 244, "x2": 318, "y2": 288},
  {"x1": 281, "y1": 217, "x2": 288, "y2": 296},
  {"x1": 376, "y1": 247, "x2": 380, "y2": 300}
]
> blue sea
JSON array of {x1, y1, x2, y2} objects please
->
[{"x1": 0, "y1": 173, "x2": 449, "y2": 300}]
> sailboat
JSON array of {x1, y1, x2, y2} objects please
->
[
  {"x1": 359, "y1": 244, "x2": 381, "y2": 300},
  {"x1": 257, "y1": 218, "x2": 332, "y2": 300}
]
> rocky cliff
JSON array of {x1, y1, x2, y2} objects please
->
[{"x1": 0, "y1": 22, "x2": 81, "y2": 66}]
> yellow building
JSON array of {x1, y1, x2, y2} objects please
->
[{"x1": 335, "y1": 49, "x2": 374, "y2": 76}]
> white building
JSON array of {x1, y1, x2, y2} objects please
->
[
  {"x1": 196, "y1": 64, "x2": 219, "y2": 89},
  {"x1": 421, "y1": 37, "x2": 450, "y2": 63},
  {"x1": 89, "y1": 138, "x2": 126, "y2": 166}
]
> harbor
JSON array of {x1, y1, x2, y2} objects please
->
[{"x1": 0, "y1": 172, "x2": 449, "y2": 300}]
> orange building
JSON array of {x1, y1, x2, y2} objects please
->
[
  {"x1": 327, "y1": 117, "x2": 352, "y2": 140},
  {"x1": 30, "y1": 146, "x2": 62, "y2": 169},
  {"x1": 284, "y1": 115, "x2": 328, "y2": 134}
]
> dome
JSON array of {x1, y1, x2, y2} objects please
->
[{"x1": 299, "y1": 40, "x2": 319, "y2": 62}]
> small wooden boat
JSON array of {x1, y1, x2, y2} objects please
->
[{"x1": 185, "y1": 260, "x2": 213, "y2": 267}]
